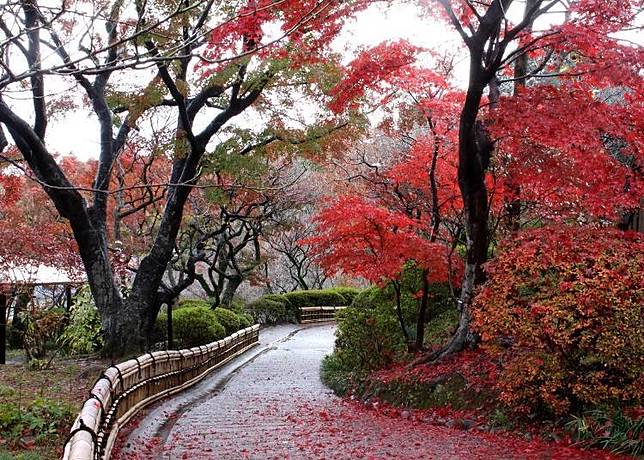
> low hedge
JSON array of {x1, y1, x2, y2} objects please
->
[
  {"x1": 177, "y1": 298, "x2": 211, "y2": 309},
  {"x1": 156, "y1": 306, "x2": 226, "y2": 348},
  {"x1": 283, "y1": 289, "x2": 346, "y2": 308},
  {"x1": 213, "y1": 307, "x2": 242, "y2": 336},
  {"x1": 246, "y1": 287, "x2": 361, "y2": 325},
  {"x1": 330, "y1": 286, "x2": 362, "y2": 305},
  {"x1": 247, "y1": 298, "x2": 288, "y2": 325},
  {"x1": 237, "y1": 313, "x2": 252, "y2": 329}
]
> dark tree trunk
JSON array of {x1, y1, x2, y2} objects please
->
[
  {"x1": 430, "y1": 56, "x2": 493, "y2": 359},
  {"x1": 221, "y1": 275, "x2": 243, "y2": 307},
  {"x1": 504, "y1": 0, "x2": 537, "y2": 232},
  {"x1": 393, "y1": 282, "x2": 410, "y2": 343},
  {"x1": 113, "y1": 152, "x2": 204, "y2": 355},
  {"x1": 414, "y1": 272, "x2": 430, "y2": 352},
  {"x1": 0, "y1": 294, "x2": 7, "y2": 365},
  {"x1": 0, "y1": 2, "x2": 277, "y2": 357}
]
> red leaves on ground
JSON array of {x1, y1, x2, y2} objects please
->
[{"x1": 371, "y1": 349, "x2": 498, "y2": 393}]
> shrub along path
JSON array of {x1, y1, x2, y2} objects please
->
[{"x1": 113, "y1": 324, "x2": 617, "y2": 459}]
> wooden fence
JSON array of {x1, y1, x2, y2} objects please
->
[
  {"x1": 62, "y1": 324, "x2": 260, "y2": 460},
  {"x1": 300, "y1": 306, "x2": 346, "y2": 323}
]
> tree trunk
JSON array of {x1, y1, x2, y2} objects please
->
[
  {"x1": 221, "y1": 275, "x2": 243, "y2": 307},
  {"x1": 414, "y1": 273, "x2": 430, "y2": 352},
  {"x1": 65, "y1": 214, "x2": 132, "y2": 357},
  {"x1": 425, "y1": 58, "x2": 493, "y2": 361},
  {"x1": 393, "y1": 282, "x2": 410, "y2": 343}
]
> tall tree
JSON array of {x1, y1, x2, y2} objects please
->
[
  {"x1": 426, "y1": 0, "x2": 642, "y2": 357},
  {"x1": 0, "y1": 0, "x2": 363, "y2": 355},
  {"x1": 315, "y1": 0, "x2": 642, "y2": 359}
]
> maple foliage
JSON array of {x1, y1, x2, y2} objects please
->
[
  {"x1": 0, "y1": 0, "x2": 376, "y2": 354},
  {"x1": 0, "y1": 163, "x2": 80, "y2": 279},
  {"x1": 490, "y1": 81, "x2": 643, "y2": 222},
  {"x1": 199, "y1": 0, "x2": 371, "y2": 76},
  {"x1": 473, "y1": 226, "x2": 643, "y2": 416},
  {"x1": 328, "y1": 40, "x2": 423, "y2": 113},
  {"x1": 307, "y1": 195, "x2": 458, "y2": 286},
  {"x1": 0, "y1": 146, "x2": 174, "y2": 284},
  {"x1": 311, "y1": 46, "x2": 471, "y2": 288}
]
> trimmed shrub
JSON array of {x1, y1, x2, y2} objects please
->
[
  {"x1": 320, "y1": 353, "x2": 356, "y2": 396},
  {"x1": 473, "y1": 226, "x2": 644, "y2": 416},
  {"x1": 247, "y1": 298, "x2": 287, "y2": 325},
  {"x1": 177, "y1": 298, "x2": 211, "y2": 309},
  {"x1": 227, "y1": 297, "x2": 246, "y2": 314},
  {"x1": 246, "y1": 288, "x2": 363, "y2": 325},
  {"x1": 330, "y1": 286, "x2": 362, "y2": 305},
  {"x1": 237, "y1": 313, "x2": 252, "y2": 329},
  {"x1": 334, "y1": 287, "x2": 407, "y2": 370},
  {"x1": 157, "y1": 306, "x2": 225, "y2": 348},
  {"x1": 283, "y1": 289, "x2": 346, "y2": 308},
  {"x1": 213, "y1": 307, "x2": 241, "y2": 336},
  {"x1": 323, "y1": 280, "x2": 458, "y2": 390}
]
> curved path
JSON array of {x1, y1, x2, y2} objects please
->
[{"x1": 114, "y1": 324, "x2": 612, "y2": 459}]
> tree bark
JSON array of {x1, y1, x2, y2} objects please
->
[
  {"x1": 221, "y1": 275, "x2": 243, "y2": 307},
  {"x1": 392, "y1": 282, "x2": 410, "y2": 343},
  {"x1": 414, "y1": 272, "x2": 430, "y2": 352},
  {"x1": 427, "y1": 57, "x2": 493, "y2": 360}
]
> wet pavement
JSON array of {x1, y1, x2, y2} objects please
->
[
  {"x1": 114, "y1": 323, "x2": 611, "y2": 460},
  {"x1": 114, "y1": 323, "x2": 337, "y2": 459}
]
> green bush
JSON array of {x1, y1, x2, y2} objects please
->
[
  {"x1": 330, "y1": 286, "x2": 362, "y2": 305},
  {"x1": 351, "y1": 284, "x2": 416, "y2": 333},
  {"x1": 320, "y1": 353, "x2": 360, "y2": 396},
  {"x1": 247, "y1": 298, "x2": 287, "y2": 324},
  {"x1": 245, "y1": 288, "x2": 360, "y2": 325},
  {"x1": 264, "y1": 294, "x2": 299, "y2": 321},
  {"x1": 213, "y1": 307, "x2": 241, "y2": 336},
  {"x1": 177, "y1": 298, "x2": 211, "y2": 309},
  {"x1": 59, "y1": 287, "x2": 104, "y2": 355},
  {"x1": 237, "y1": 313, "x2": 252, "y2": 329},
  {"x1": 156, "y1": 306, "x2": 225, "y2": 348},
  {"x1": 283, "y1": 289, "x2": 346, "y2": 308},
  {"x1": 322, "y1": 281, "x2": 458, "y2": 391},
  {"x1": 227, "y1": 297, "x2": 246, "y2": 314},
  {"x1": 333, "y1": 296, "x2": 408, "y2": 372}
]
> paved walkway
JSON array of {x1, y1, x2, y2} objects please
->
[{"x1": 113, "y1": 324, "x2": 613, "y2": 460}]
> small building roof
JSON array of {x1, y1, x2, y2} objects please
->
[{"x1": 0, "y1": 264, "x2": 85, "y2": 290}]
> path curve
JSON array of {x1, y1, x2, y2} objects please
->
[{"x1": 114, "y1": 324, "x2": 612, "y2": 460}]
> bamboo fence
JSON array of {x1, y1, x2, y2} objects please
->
[
  {"x1": 62, "y1": 324, "x2": 260, "y2": 460},
  {"x1": 300, "y1": 306, "x2": 346, "y2": 323}
]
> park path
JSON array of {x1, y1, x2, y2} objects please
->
[{"x1": 113, "y1": 324, "x2": 612, "y2": 460}]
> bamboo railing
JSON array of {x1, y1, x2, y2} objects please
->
[
  {"x1": 62, "y1": 324, "x2": 260, "y2": 460},
  {"x1": 300, "y1": 306, "x2": 346, "y2": 323}
]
